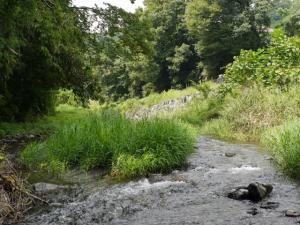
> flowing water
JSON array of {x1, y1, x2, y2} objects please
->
[{"x1": 25, "y1": 137, "x2": 300, "y2": 225}]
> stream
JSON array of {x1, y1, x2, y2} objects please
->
[{"x1": 24, "y1": 137, "x2": 300, "y2": 225}]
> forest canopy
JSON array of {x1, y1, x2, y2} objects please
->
[{"x1": 0, "y1": 0, "x2": 298, "y2": 121}]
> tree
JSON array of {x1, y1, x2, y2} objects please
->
[
  {"x1": 185, "y1": 0, "x2": 272, "y2": 78},
  {"x1": 89, "y1": 5, "x2": 159, "y2": 102},
  {"x1": 144, "y1": 0, "x2": 201, "y2": 90},
  {"x1": 282, "y1": 0, "x2": 300, "y2": 37},
  {"x1": 0, "y1": 0, "x2": 93, "y2": 121}
]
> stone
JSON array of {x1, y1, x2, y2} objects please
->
[
  {"x1": 228, "y1": 182, "x2": 273, "y2": 202},
  {"x1": 228, "y1": 187, "x2": 249, "y2": 200},
  {"x1": 285, "y1": 209, "x2": 300, "y2": 217},
  {"x1": 247, "y1": 182, "x2": 273, "y2": 202},
  {"x1": 247, "y1": 207, "x2": 259, "y2": 216},
  {"x1": 225, "y1": 152, "x2": 236, "y2": 157},
  {"x1": 260, "y1": 202, "x2": 280, "y2": 209}
]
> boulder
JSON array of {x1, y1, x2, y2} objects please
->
[
  {"x1": 247, "y1": 182, "x2": 273, "y2": 202},
  {"x1": 225, "y1": 152, "x2": 236, "y2": 157},
  {"x1": 285, "y1": 209, "x2": 300, "y2": 217},
  {"x1": 228, "y1": 182, "x2": 273, "y2": 202},
  {"x1": 228, "y1": 187, "x2": 249, "y2": 200}
]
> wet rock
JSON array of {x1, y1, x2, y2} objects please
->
[
  {"x1": 147, "y1": 174, "x2": 164, "y2": 183},
  {"x1": 247, "y1": 207, "x2": 259, "y2": 216},
  {"x1": 247, "y1": 182, "x2": 273, "y2": 202},
  {"x1": 285, "y1": 209, "x2": 300, "y2": 217},
  {"x1": 228, "y1": 187, "x2": 249, "y2": 200},
  {"x1": 228, "y1": 182, "x2": 273, "y2": 202},
  {"x1": 33, "y1": 183, "x2": 67, "y2": 194},
  {"x1": 225, "y1": 152, "x2": 236, "y2": 157},
  {"x1": 260, "y1": 202, "x2": 280, "y2": 209}
]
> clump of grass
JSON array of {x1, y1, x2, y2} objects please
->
[
  {"x1": 177, "y1": 96, "x2": 223, "y2": 127},
  {"x1": 262, "y1": 120, "x2": 300, "y2": 177},
  {"x1": 21, "y1": 110, "x2": 196, "y2": 179}
]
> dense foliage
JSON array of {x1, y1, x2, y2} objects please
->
[
  {"x1": 144, "y1": 0, "x2": 200, "y2": 90},
  {"x1": 185, "y1": 0, "x2": 272, "y2": 77},
  {"x1": 1, "y1": 0, "x2": 286, "y2": 120},
  {"x1": 89, "y1": 5, "x2": 159, "y2": 101},
  {"x1": 283, "y1": 0, "x2": 300, "y2": 37},
  {"x1": 0, "y1": 0, "x2": 93, "y2": 121},
  {"x1": 225, "y1": 30, "x2": 300, "y2": 88}
]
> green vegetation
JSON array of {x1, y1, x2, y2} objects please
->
[
  {"x1": 225, "y1": 30, "x2": 300, "y2": 88},
  {"x1": 118, "y1": 87, "x2": 198, "y2": 114},
  {"x1": 21, "y1": 110, "x2": 196, "y2": 179},
  {"x1": 0, "y1": 105, "x2": 88, "y2": 137},
  {"x1": 262, "y1": 121, "x2": 300, "y2": 177},
  {"x1": 185, "y1": 0, "x2": 271, "y2": 77},
  {"x1": 3, "y1": 0, "x2": 300, "y2": 182}
]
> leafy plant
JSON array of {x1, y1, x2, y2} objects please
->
[{"x1": 225, "y1": 30, "x2": 300, "y2": 88}]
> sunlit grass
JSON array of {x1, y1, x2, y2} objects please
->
[{"x1": 21, "y1": 110, "x2": 196, "y2": 179}]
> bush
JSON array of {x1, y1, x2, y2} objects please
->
[
  {"x1": 225, "y1": 30, "x2": 300, "y2": 88},
  {"x1": 21, "y1": 110, "x2": 196, "y2": 179},
  {"x1": 55, "y1": 89, "x2": 80, "y2": 107},
  {"x1": 262, "y1": 120, "x2": 300, "y2": 177}
]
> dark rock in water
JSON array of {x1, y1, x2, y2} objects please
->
[
  {"x1": 228, "y1": 187, "x2": 249, "y2": 200},
  {"x1": 285, "y1": 209, "x2": 300, "y2": 217},
  {"x1": 247, "y1": 207, "x2": 259, "y2": 216},
  {"x1": 260, "y1": 202, "x2": 280, "y2": 209},
  {"x1": 225, "y1": 152, "x2": 236, "y2": 157},
  {"x1": 228, "y1": 182, "x2": 273, "y2": 202},
  {"x1": 247, "y1": 182, "x2": 273, "y2": 202}
]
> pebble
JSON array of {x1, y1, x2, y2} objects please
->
[
  {"x1": 285, "y1": 209, "x2": 300, "y2": 217},
  {"x1": 260, "y1": 202, "x2": 280, "y2": 209},
  {"x1": 225, "y1": 152, "x2": 236, "y2": 157}
]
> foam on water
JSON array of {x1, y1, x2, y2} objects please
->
[
  {"x1": 229, "y1": 165, "x2": 261, "y2": 174},
  {"x1": 121, "y1": 179, "x2": 186, "y2": 195}
]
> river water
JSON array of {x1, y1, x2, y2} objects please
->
[{"x1": 25, "y1": 137, "x2": 300, "y2": 225}]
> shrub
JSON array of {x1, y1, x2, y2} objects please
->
[
  {"x1": 262, "y1": 120, "x2": 300, "y2": 177},
  {"x1": 21, "y1": 110, "x2": 196, "y2": 179},
  {"x1": 225, "y1": 30, "x2": 300, "y2": 88},
  {"x1": 55, "y1": 89, "x2": 80, "y2": 107}
]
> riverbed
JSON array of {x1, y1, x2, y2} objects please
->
[{"x1": 25, "y1": 137, "x2": 300, "y2": 225}]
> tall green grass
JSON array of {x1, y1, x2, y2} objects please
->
[
  {"x1": 262, "y1": 120, "x2": 300, "y2": 178},
  {"x1": 184, "y1": 85, "x2": 300, "y2": 142},
  {"x1": 21, "y1": 110, "x2": 196, "y2": 179},
  {"x1": 0, "y1": 105, "x2": 88, "y2": 137}
]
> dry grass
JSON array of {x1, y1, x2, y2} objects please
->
[{"x1": 0, "y1": 156, "x2": 46, "y2": 224}]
